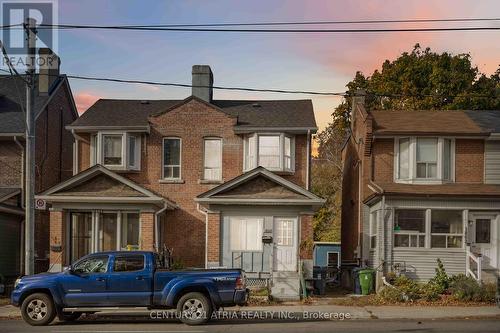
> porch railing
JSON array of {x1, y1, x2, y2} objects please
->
[{"x1": 466, "y1": 249, "x2": 483, "y2": 283}]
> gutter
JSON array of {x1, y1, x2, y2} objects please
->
[
  {"x1": 306, "y1": 129, "x2": 311, "y2": 190},
  {"x1": 196, "y1": 203, "x2": 209, "y2": 269},
  {"x1": 154, "y1": 202, "x2": 168, "y2": 251}
]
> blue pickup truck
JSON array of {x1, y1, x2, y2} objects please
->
[{"x1": 11, "y1": 251, "x2": 248, "y2": 326}]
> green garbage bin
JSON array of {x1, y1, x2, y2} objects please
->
[{"x1": 359, "y1": 269, "x2": 375, "y2": 295}]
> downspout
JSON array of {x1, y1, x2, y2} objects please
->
[
  {"x1": 306, "y1": 129, "x2": 311, "y2": 190},
  {"x1": 154, "y1": 203, "x2": 168, "y2": 251},
  {"x1": 196, "y1": 203, "x2": 209, "y2": 269},
  {"x1": 70, "y1": 129, "x2": 81, "y2": 175},
  {"x1": 357, "y1": 156, "x2": 362, "y2": 265},
  {"x1": 14, "y1": 136, "x2": 24, "y2": 275}
]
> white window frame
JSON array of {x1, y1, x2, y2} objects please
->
[
  {"x1": 162, "y1": 137, "x2": 182, "y2": 180},
  {"x1": 392, "y1": 208, "x2": 466, "y2": 250},
  {"x1": 203, "y1": 137, "x2": 222, "y2": 181},
  {"x1": 393, "y1": 209, "x2": 427, "y2": 249},
  {"x1": 243, "y1": 133, "x2": 295, "y2": 172},
  {"x1": 229, "y1": 217, "x2": 264, "y2": 252},
  {"x1": 394, "y1": 136, "x2": 455, "y2": 184},
  {"x1": 430, "y1": 210, "x2": 464, "y2": 249},
  {"x1": 89, "y1": 132, "x2": 141, "y2": 171},
  {"x1": 326, "y1": 251, "x2": 340, "y2": 268}
]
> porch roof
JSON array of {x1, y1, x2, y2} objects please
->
[
  {"x1": 195, "y1": 166, "x2": 325, "y2": 206},
  {"x1": 36, "y1": 165, "x2": 177, "y2": 208},
  {"x1": 365, "y1": 181, "x2": 500, "y2": 203}
]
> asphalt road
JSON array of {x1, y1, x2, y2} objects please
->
[{"x1": 1, "y1": 318, "x2": 500, "y2": 333}]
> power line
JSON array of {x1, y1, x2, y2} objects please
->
[
  {"x1": 37, "y1": 24, "x2": 500, "y2": 33},
  {"x1": 33, "y1": 17, "x2": 500, "y2": 28}
]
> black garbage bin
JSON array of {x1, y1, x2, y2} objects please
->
[
  {"x1": 313, "y1": 278, "x2": 326, "y2": 295},
  {"x1": 352, "y1": 267, "x2": 363, "y2": 294}
]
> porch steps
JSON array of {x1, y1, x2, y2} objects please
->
[
  {"x1": 270, "y1": 271, "x2": 301, "y2": 301},
  {"x1": 481, "y1": 269, "x2": 499, "y2": 284}
]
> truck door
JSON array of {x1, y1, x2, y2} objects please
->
[
  {"x1": 61, "y1": 255, "x2": 110, "y2": 306},
  {"x1": 106, "y1": 254, "x2": 152, "y2": 306}
]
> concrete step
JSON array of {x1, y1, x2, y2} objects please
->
[
  {"x1": 270, "y1": 271, "x2": 301, "y2": 301},
  {"x1": 481, "y1": 269, "x2": 499, "y2": 284}
]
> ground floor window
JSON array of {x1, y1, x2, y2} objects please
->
[
  {"x1": 394, "y1": 209, "x2": 426, "y2": 248},
  {"x1": 70, "y1": 210, "x2": 140, "y2": 262},
  {"x1": 392, "y1": 208, "x2": 464, "y2": 250},
  {"x1": 229, "y1": 217, "x2": 263, "y2": 252},
  {"x1": 327, "y1": 252, "x2": 340, "y2": 268}
]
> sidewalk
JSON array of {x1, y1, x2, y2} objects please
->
[{"x1": 1, "y1": 304, "x2": 499, "y2": 320}]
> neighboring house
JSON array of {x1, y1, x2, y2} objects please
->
[
  {"x1": 313, "y1": 242, "x2": 341, "y2": 268},
  {"x1": 37, "y1": 65, "x2": 324, "y2": 300},
  {"x1": 342, "y1": 90, "x2": 500, "y2": 287},
  {"x1": 0, "y1": 49, "x2": 78, "y2": 279}
]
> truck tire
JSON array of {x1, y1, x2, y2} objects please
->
[
  {"x1": 177, "y1": 292, "x2": 212, "y2": 325},
  {"x1": 21, "y1": 293, "x2": 56, "y2": 326}
]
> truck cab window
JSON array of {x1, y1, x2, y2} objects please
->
[{"x1": 113, "y1": 255, "x2": 145, "y2": 272}]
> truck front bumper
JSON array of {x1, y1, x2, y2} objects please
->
[{"x1": 234, "y1": 288, "x2": 249, "y2": 305}]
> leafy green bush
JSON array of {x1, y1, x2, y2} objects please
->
[
  {"x1": 378, "y1": 286, "x2": 405, "y2": 302},
  {"x1": 428, "y1": 258, "x2": 449, "y2": 294},
  {"x1": 378, "y1": 275, "x2": 422, "y2": 302},
  {"x1": 449, "y1": 274, "x2": 496, "y2": 302},
  {"x1": 420, "y1": 281, "x2": 442, "y2": 301}
]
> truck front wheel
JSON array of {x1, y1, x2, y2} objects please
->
[
  {"x1": 177, "y1": 292, "x2": 212, "y2": 325},
  {"x1": 21, "y1": 293, "x2": 56, "y2": 326}
]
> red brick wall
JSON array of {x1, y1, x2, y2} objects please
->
[
  {"x1": 455, "y1": 139, "x2": 484, "y2": 183},
  {"x1": 49, "y1": 210, "x2": 66, "y2": 269},
  {"x1": 0, "y1": 141, "x2": 22, "y2": 186},
  {"x1": 373, "y1": 138, "x2": 394, "y2": 183},
  {"x1": 77, "y1": 133, "x2": 91, "y2": 173},
  {"x1": 300, "y1": 214, "x2": 314, "y2": 259},
  {"x1": 140, "y1": 212, "x2": 155, "y2": 251},
  {"x1": 206, "y1": 212, "x2": 220, "y2": 264}
]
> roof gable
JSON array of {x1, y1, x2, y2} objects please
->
[
  {"x1": 52, "y1": 173, "x2": 146, "y2": 197},
  {"x1": 196, "y1": 167, "x2": 324, "y2": 205}
]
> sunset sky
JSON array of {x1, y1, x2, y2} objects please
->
[{"x1": 53, "y1": 0, "x2": 500, "y2": 130}]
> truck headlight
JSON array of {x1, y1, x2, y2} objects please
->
[{"x1": 14, "y1": 278, "x2": 21, "y2": 288}]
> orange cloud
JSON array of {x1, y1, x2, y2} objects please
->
[{"x1": 74, "y1": 92, "x2": 101, "y2": 114}]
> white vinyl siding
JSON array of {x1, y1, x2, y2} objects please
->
[{"x1": 485, "y1": 141, "x2": 500, "y2": 184}]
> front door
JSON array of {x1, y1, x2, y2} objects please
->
[
  {"x1": 472, "y1": 214, "x2": 498, "y2": 269},
  {"x1": 273, "y1": 217, "x2": 297, "y2": 271}
]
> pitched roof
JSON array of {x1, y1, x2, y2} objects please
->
[
  {"x1": 0, "y1": 187, "x2": 21, "y2": 203},
  {"x1": 371, "y1": 110, "x2": 490, "y2": 136},
  {"x1": 365, "y1": 182, "x2": 500, "y2": 203},
  {"x1": 37, "y1": 164, "x2": 177, "y2": 208},
  {"x1": 464, "y1": 110, "x2": 500, "y2": 133},
  {"x1": 196, "y1": 166, "x2": 325, "y2": 205},
  {"x1": 69, "y1": 97, "x2": 317, "y2": 130}
]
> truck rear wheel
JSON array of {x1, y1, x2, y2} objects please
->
[
  {"x1": 21, "y1": 293, "x2": 56, "y2": 326},
  {"x1": 177, "y1": 292, "x2": 212, "y2": 325}
]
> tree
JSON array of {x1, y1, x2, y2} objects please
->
[{"x1": 312, "y1": 44, "x2": 500, "y2": 241}]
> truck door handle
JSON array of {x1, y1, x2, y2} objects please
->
[
  {"x1": 96, "y1": 277, "x2": 106, "y2": 282},
  {"x1": 136, "y1": 276, "x2": 144, "y2": 280}
]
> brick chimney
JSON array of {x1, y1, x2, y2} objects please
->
[
  {"x1": 38, "y1": 48, "x2": 60, "y2": 95},
  {"x1": 192, "y1": 65, "x2": 213, "y2": 103}
]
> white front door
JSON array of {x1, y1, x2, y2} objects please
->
[
  {"x1": 273, "y1": 217, "x2": 297, "y2": 271},
  {"x1": 472, "y1": 214, "x2": 498, "y2": 269}
]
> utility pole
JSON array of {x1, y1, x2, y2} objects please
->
[{"x1": 24, "y1": 17, "x2": 36, "y2": 276}]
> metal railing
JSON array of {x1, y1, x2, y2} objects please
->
[{"x1": 466, "y1": 249, "x2": 483, "y2": 283}]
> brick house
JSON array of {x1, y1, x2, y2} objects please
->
[
  {"x1": 0, "y1": 49, "x2": 78, "y2": 279},
  {"x1": 37, "y1": 65, "x2": 324, "y2": 300},
  {"x1": 342, "y1": 90, "x2": 500, "y2": 288}
]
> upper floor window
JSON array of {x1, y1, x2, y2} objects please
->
[
  {"x1": 244, "y1": 133, "x2": 295, "y2": 172},
  {"x1": 204, "y1": 138, "x2": 222, "y2": 181},
  {"x1": 163, "y1": 137, "x2": 181, "y2": 179},
  {"x1": 90, "y1": 132, "x2": 141, "y2": 171},
  {"x1": 395, "y1": 137, "x2": 454, "y2": 183}
]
